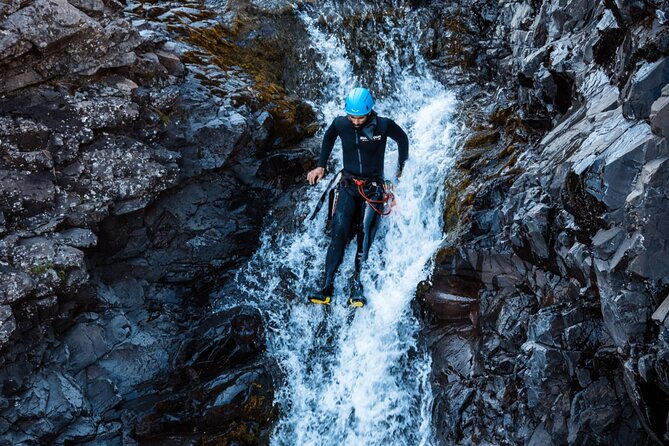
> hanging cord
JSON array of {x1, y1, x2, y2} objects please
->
[
  {"x1": 309, "y1": 170, "x2": 343, "y2": 220},
  {"x1": 353, "y1": 178, "x2": 396, "y2": 216}
]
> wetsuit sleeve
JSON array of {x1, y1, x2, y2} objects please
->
[
  {"x1": 318, "y1": 120, "x2": 339, "y2": 169},
  {"x1": 387, "y1": 119, "x2": 409, "y2": 173}
]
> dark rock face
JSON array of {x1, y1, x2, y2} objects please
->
[
  {"x1": 0, "y1": 0, "x2": 318, "y2": 444},
  {"x1": 132, "y1": 306, "x2": 276, "y2": 445},
  {"x1": 421, "y1": 0, "x2": 669, "y2": 444}
]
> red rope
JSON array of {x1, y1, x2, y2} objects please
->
[{"x1": 353, "y1": 179, "x2": 395, "y2": 216}]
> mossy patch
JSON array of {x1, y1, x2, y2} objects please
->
[
  {"x1": 443, "y1": 176, "x2": 472, "y2": 233},
  {"x1": 202, "y1": 422, "x2": 259, "y2": 446},
  {"x1": 184, "y1": 20, "x2": 317, "y2": 147},
  {"x1": 30, "y1": 261, "x2": 54, "y2": 276},
  {"x1": 463, "y1": 129, "x2": 500, "y2": 151},
  {"x1": 441, "y1": 17, "x2": 473, "y2": 68}
]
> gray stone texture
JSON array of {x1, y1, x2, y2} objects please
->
[
  {"x1": 0, "y1": 0, "x2": 316, "y2": 444},
  {"x1": 423, "y1": 0, "x2": 669, "y2": 444}
]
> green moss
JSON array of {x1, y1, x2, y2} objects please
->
[
  {"x1": 183, "y1": 21, "x2": 316, "y2": 146},
  {"x1": 151, "y1": 107, "x2": 171, "y2": 125},
  {"x1": 30, "y1": 261, "x2": 54, "y2": 276},
  {"x1": 443, "y1": 176, "x2": 472, "y2": 233}
]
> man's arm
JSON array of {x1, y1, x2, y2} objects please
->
[
  {"x1": 387, "y1": 119, "x2": 409, "y2": 175},
  {"x1": 318, "y1": 120, "x2": 338, "y2": 168},
  {"x1": 308, "y1": 120, "x2": 338, "y2": 185}
]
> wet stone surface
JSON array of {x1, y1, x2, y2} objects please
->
[
  {"x1": 0, "y1": 0, "x2": 317, "y2": 444},
  {"x1": 422, "y1": 0, "x2": 669, "y2": 444}
]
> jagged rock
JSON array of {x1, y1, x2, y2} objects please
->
[
  {"x1": 592, "y1": 226, "x2": 624, "y2": 259},
  {"x1": 69, "y1": 96, "x2": 140, "y2": 130},
  {"x1": 0, "y1": 266, "x2": 34, "y2": 305},
  {"x1": 622, "y1": 57, "x2": 669, "y2": 119},
  {"x1": 94, "y1": 330, "x2": 170, "y2": 396},
  {"x1": 52, "y1": 228, "x2": 98, "y2": 248},
  {"x1": 652, "y1": 296, "x2": 669, "y2": 324},
  {"x1": 0, "y1": 170, "x2": 55, "y2": 222},
  {"x1": 522, "y1": 341, "x2": 570, "y2": 411},
  {"x1": 6, "y1": 370, "x2": 85, "y2": 443},
  {"x1": 63, "y1": 319, "x2": 114, "y2": 373},
  {"x1": 53, "y1": 416, "x2": 98, "y2": 445},
  {"x1": 185, "y1": 114, "x2": 250, "y2": 174},
  {"x1": 68, "y1": 0, "x2": 107, "y2": 15},
  {"x1": 11, "y1": 237, "x2": 87, "y2": 297},
  {"x1": 510, "y1": 202, "x2": 553, "y2": 261},
  {"x1": 650, "y1": 84, "x2": 669, "y2": 137},
  {"x1": 0, "y1": 0, "x2": 315, "y2": 443},
  {"x1": 202, "y1": 369, "x2": 274, "y2": 427},
  {"x1": 567, "y1": 378, "x2": 622, "y2": 444},
  {"x1": 132, "y1": 306, "x2": 274, "y2": 444},
  {"x1": 494, "y1": 293, "x2": 535, "y2": 343},
  {"x1": 155, "y1": 49, "x2": 184, "y2": 76},
  {"x1": 62, "y1": 135, "x2": 179, "y2": 220},
  {"x1": 2, "y1": 0, "x2": 97, "y2": 53},
  {"x1": 0, "y1": 305, "x2": 16, "y2": 348},
  {"x1": 86, "y1": 378, "x2": 122, "y2": 415},
  {"x1": 424, "y1": 292, "x2": 479, "y2": 325},
  {"x1": 597, "y1": 285, "x2": 651, "y2": 348},
  {"x1": 424, "y1": 0, "x2": 669, "y2": 443},
  {"x1": 431, "y1": 331, "x2": 478, "y2": 378},
  {"x1": 0, "y1": 0, "x2": 141, "y2": 93}
]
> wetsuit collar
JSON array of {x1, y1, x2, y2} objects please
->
[{"x1": 360, "y1": 112, "x2": 377, "y2": 140}]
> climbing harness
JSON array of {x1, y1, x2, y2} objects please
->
[
  {"x1": 352, "y1": 178, "x2": 396, "y2": 216},
  {"x1": 309, "y1": 171, "x2": 396, "y2": 222}
]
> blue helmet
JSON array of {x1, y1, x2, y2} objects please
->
[{"x1": 344, "y1": 87, "x2": 374, "y2": 116}]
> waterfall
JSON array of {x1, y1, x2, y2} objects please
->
[{"x1": 223, "y1": 3, "x2": 460, "y2": 445}]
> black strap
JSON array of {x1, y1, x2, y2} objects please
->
[{"x1": 309, "y1": 170, "x2": 343, "y2": 220}]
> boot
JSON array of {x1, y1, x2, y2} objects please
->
[
  {"x1": 348, "y1": 277, "x2": 366, "y2": 308},
  {"x1": 308, "y1": 275, "x2": 334, "y2": 305}
]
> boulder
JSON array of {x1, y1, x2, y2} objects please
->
[
  {"x1": 0, "y1": 0, "x2": 141, "y2": 93},
  {"x1": 567, "y1": 378, "x2": 622, "y2": 444},
  {"x1": 0, "y1": 266, "x2": 34, "y2": 305},
  {"x1": 650, "y1": 84, "x2": 669, "y2": 137},
  {"x1": 63, "y1": 320, "x2": 113, "y2": 373},
  {"x1": 2, "y1": 0, "x2": 97, "y2": 50},
  {"x1": 622, "y1": 57, "x2": 669, "y2": 119},
  {"x1": 0, "y1": 305, "x2": 16, "y2": 349},
  {"x1": 510, "y1": 202, "x2": 553, "y2": 262},
  {"x1": 597, "y1": 286, "x2": 651, "y2": 348}
]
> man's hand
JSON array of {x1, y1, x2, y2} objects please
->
[{"x1": 307, "y1": 167, "x2": 325, "y2": 185}]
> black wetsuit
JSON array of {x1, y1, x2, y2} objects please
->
[{"x1": 318, "y1": 112, "x2": 408, "y2": 292}]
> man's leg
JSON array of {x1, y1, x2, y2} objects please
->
[
  {"x1": 309, "y1": 187, "x2": 357, "y2": 304},
  {"x1": 349, "y1": 193, "x2": 382, "y2": 307},
  {"x1": 355, "y1": 201, "x2": 381, "y2": 269}
]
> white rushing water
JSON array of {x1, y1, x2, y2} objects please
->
[{"x1": 230, "y1": 4, "x2": 459, "y2": 445}]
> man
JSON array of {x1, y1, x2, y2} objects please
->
[{"x1": 306, "y1": 87, "x2": 409, "y2": 307}]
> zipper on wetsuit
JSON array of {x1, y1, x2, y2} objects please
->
[{"x1": 355, "y1": 128, "x2": 363, "y2": 174}]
